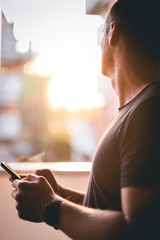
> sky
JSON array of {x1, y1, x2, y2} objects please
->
[{"x1": 2, "y1": 0, "x2": 105, "y2": 110}]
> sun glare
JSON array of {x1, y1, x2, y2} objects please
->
[
  {"x1": 24, "y1": 46, "x2": 104, "y2": 111},
  {"x1": 46, "y1": 76, "x2": 105, "y2": 110}
]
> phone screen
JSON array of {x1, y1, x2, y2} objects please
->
[{"x1": 0, "y1": 161, "x2": 21, "y2": 180}]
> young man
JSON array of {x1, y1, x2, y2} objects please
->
[{"x1": 11, "y1": 0, "x2": 160, "y2": 239}]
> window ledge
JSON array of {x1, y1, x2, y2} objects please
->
[{"x1": 0, "y1": 161, "x2": 92, "y2": 173}]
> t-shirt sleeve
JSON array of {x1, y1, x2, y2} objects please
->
[{"x1": 120, "y1": 97, "x2": 160, "y2": 188}]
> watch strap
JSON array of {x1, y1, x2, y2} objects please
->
[{"x1": 43, "y1": 195, "x2": 63, "y2": 229}]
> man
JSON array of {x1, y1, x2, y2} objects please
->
[{"x1": 11, "y1": 0, "x2": 160, "y2": 239}]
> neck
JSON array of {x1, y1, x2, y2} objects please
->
[{"x1": 110, "y1": 56, "x2": 160, "y2": 107}]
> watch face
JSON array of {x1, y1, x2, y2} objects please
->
[{"x1": 43, "y1": 196, "x2": 63, "y2": 229}]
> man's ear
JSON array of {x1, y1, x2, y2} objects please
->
[{"x1": 108, "y1": 22, "x2": 119, "y2": 46}]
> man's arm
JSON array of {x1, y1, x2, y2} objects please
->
[
  {"x1": 58, "y1": 200, "x2": 128, "y2": 240},
  {"x1": 56, "y1": 186, "x2": 158, "y2": 240},
  {"x1": 12, "y1": 174, "x2": 159, "y2": 240},
  {"x1": 121, "y1": 187, "x2": 159, "y2": 239}
]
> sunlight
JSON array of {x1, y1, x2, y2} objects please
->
[
  {"x1": 46, "y1": 76, "x2": 105, "y2": 110},
  {"x1": 25, "y1": 46, "x2": 105, "y2": 110}
]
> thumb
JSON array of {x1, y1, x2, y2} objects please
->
[
  {"x1": 35, "y1": 169, "x2": 45, "y2": 176},
  {"x1": 35, "y1": 169, "x2": 58, "y2": 193},
  {"x1": 35, "y1": 169, "x2": 53, "y2": 179}
]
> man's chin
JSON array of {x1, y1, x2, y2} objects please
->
[{"x1": 101, "y1": 68, "x2": 110, "y2": 78}]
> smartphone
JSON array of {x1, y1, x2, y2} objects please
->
[{"x1": 0, "y1": 161, "x2": 21, "y2": 180}]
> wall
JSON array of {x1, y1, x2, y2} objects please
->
[{"x1": 0, "y1": 167, "x2": 90, "y2": 240}]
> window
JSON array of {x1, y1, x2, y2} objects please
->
[{"x1": 1, "y1": 0, "x2": 118, "y2": 163}]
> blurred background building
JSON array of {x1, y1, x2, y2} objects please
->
[{"x1": 0, "y1": 12, "x2": 33, "y2": 161}]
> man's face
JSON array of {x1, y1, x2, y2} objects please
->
[{"x1": 100, "y1": 17, "x2": 114, "y2": 78}]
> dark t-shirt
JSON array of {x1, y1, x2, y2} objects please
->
[{"x1": 83, "y1": 81, "x2": 160, "y2": 211}]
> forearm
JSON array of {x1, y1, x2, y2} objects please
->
[
  {"x1": 58, "y1": 185, "x2": 85, "y2": 204},
  {"x1": 58, "y1": 200, "x2": 129, "y2": 240}
]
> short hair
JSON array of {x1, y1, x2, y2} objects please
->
[{"x1": 107, "y1": 0, "x2": 160, "y2": 64}]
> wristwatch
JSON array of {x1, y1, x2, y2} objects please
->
[{"x1": 43, "y1": 196, "x2": 64, "y2": 229}]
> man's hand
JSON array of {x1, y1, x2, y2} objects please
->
[
  {"x1": 12, "y1": 174, "x2": 55, "y2": 222},
  {"x1": 35, "y1": 169, "x2": 62, "y2": 195}
]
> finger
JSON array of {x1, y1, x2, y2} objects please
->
[
  {"x1": 12, "y1": 190, "x2": 24, "y2": 203},
  {"x1": 35, "y1": 169, "x2": 43, "y2": 175},
  {"x1": 15, "y1": 202, "x2": 26, "y2": 220},
  {"x1": 12, "y1": 179, "x2": 21, "y2": 189},
  {"x1": 35, "y1": 169, "x2": 50, "y2": 177},
  {"x1": 35, "y1": 169, "x2": 58, "y2": 192},
  {"x1": 11, "y1": 189, "x2": 18, "y2": 200},
  {"x1": 35, "y1": 169, "x2": 52, "y2": 183},
  {"x1": 35, "y1": 169, "x2": 54, "y2": 182},
  {"x1": 9, "y1": 175, "x2": 14, "y2": 182}
]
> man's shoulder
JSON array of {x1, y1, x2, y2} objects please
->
[
  {"x1": 119, "y1": 85, "x2": 160, "y2": 134},
  {"x1": 129, "y1": 81, "x2": 160, "y2": 116}
]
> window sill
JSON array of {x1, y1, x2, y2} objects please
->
[{"x1": 0, "y1": 161, "x2": 92, "y2": 174}]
